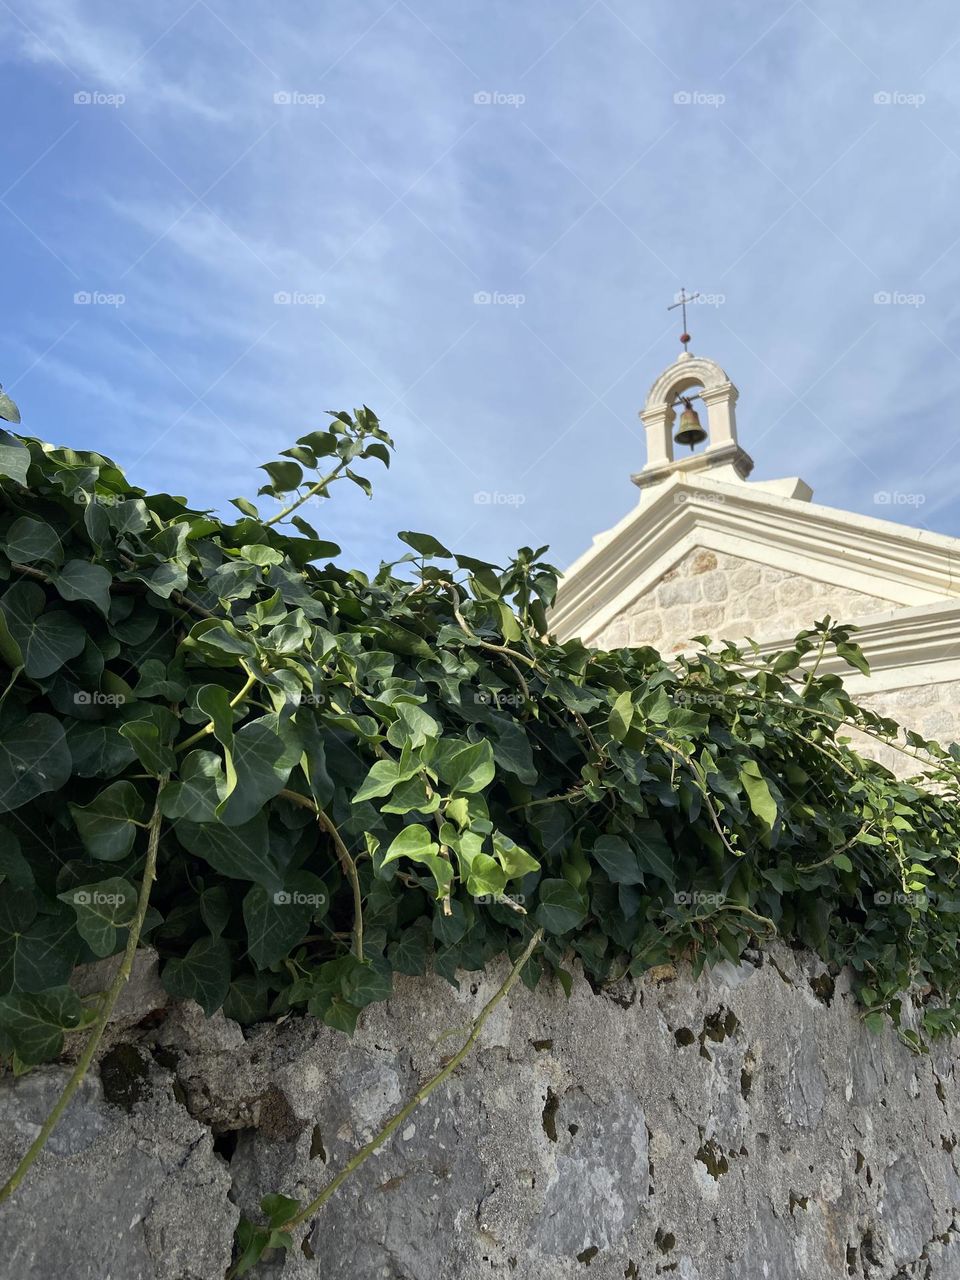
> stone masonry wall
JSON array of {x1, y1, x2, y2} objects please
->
[
  {"x1": 2, "y1": 943, "x2": 960, "y2": 1279},
  {"x1": 590, "y1": 547, "x2": 898, "y2": 653}
]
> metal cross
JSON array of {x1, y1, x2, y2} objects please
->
[{"x1": 667, "y1": 288, "x2": 700, "y2": 350}]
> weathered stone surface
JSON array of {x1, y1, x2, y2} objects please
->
[
  {"x1": 1, "y1": 943, "x2": 959, "y2": 1279},
  {"x1": 591, "y1": 546, "x2": 898, "y2": 654},
  {"x1": 0, "y1": 1068, "x2": 235, "y2": 1280}
]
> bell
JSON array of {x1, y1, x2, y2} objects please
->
[{"x1": 674, "y1": 403, "x2": 706, "y2": 450}]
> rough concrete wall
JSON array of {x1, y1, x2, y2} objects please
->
[
  {"x1": 2, "y1": 943, "x2": 960, "y2": 1280},
  {"x1": 591, "y1": 547, "x2": 897, "y2": 653},
  {"x1": 855, "y1": 681, "x2": 960, "y2": 773}
]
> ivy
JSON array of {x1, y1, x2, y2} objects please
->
[{"x1": 1, "y1": 403, "x2": 960, "y2": 1224}]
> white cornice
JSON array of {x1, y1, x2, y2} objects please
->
[{"x1": 551, "y1": 474, "x2": 960, "y2": 645}]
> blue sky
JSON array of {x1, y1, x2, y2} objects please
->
[{"x1": 2, "y1": 1, "x2": 960, "y2": 574}]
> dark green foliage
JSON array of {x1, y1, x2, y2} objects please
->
[{"x1": 1, "y1": 406, "x2": 960, "y2": 1073}]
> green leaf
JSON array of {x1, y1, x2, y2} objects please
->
[
  {"x1": 216, "y1": 714, "x2": 299, "y2": 825},
  {"x1": 382, "y1": 824, "x2": 439, "y2": 866},
  {"x1": 398, "y1": 531, "x2": 452, "y2": 558},
  {"x1": 608, "y1": 690, "x2": 634, "y2": 742},
  {"x1": 837, "y1": 641, "x2": 870, "y2": 677},
  {"x1": 176, "y1": 814, "x2": 283, "y2": 891},
  {"x1": 54, "y1": 560, "x2": 112, "y2": 617},
  {"x1": 740, "y1": 760, "x2": 778, "y2": 831},
  {"x1": 119, "y1": 720, "x2": 176, "y2": 777},
  {"x1": 162, "y1": 936, "x2": 231, "y2": 1014},
  {"x1": 0, "y1": 714, "x2": 71, "y2": 814},
  {"x1": 69, "y1": 781, "x2": 144, "y2": 860},
  {"x1": 592, "y1": 834, "x2": 644, "y2": 885},
  {"x1": 242, "y1": 873, "x2": 327, "y2": 968},
  {"x1": 353, "y1": 756, "x2": 420, "y2": 803},
  {"x1": 535, "y1": 878, "x2": 587, "y2": 934},
  {"x1": 0, "y1": 582, "x2": 86, "y2": 678},
  {"x1": 0, "y1": 987, "x2": 85, "y2": 1064},
  {"x1": 5, "y1": 516, "x2": 63, "y2": 566},
  {"x1": 438, "y1": 740, "x2": 495, "y2": 795},
  {"x1": 0, "y1": 898, "x2": 78, "y2": 994},
  {"x1": 0, "y1": 429, "x2": 29, "y2": 483},
  {"x1": 160, "y1": 751, "x2": 228, "y2": 822},
  {"x1": 58, "y1": 877, "x2": 137, "y2": 957}
]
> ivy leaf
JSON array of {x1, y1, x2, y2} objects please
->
[
  {"x1": 608, "y1": 691, "x2": 634, "y2": 742},
  {"x1": 160, "y1": 750, "x2": 228, "y2": 822},
  {"x1": 0, "y1": 897, "x2": 78, "y2": 994},
  {"x1": 176, "y1": 814, "x2": 283, "y2": 892},
  {"x1": 119, "y1": 720, "x2": 176, "y2": 777},
  {"x1": 53, "y1": 560, "x2": 112, "y2": 617},
  {"x1": 58, "y1": 876, "x2": 137, "y2": 957},
  {"x1": 162, "y1": 936, "x2": 231, "y2": 1014},
  {"x1": 438, "y1": 740, "x2": 495, "y2": 795},
  {"x1": 740, "y1": 761, "x2": 778, "y2": 832},
  {"x1": 69, "y1": 781, "x2": 144, "y2": 860},
  {"x1": 353, "y1": 756, "x2": 420, "y2": 803},
  {"x1": 398, "y1": 531, "x2": 452, "y2": 558},
  {"x1": 242, "y1": 873, "x2": 327, "y2": 968},
  {"x1": 0, "y1": 713, "x2": 71, "y2": 814},
  {"x1": 592, "y1": 834, "x2": 644, "y2": 885},
  {"x1": 0, "y1": 429, "x2": 29, "y2": 483},
  {"x1": 0, "y1": 986, "x2": 85, "y2": 1064},
  {"x1": 535, "y1": 878, "x2": 587, "y2": 934},
  {"x1": 0, "y1": 582, "x2": 86, "y2": 678},
  {"x1": 216, "y1": 714, "x2": 299, "y2": 825},
  {"x1": 381, "y1": 824, "x2": 439, "y2": 865},
  {"x1": 5, "y1": 516, "x2": 63, "y2": 566}
]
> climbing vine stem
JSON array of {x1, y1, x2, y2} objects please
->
[{"x1": 0, "y1": 777, "x2": 168, "y2": 1205}]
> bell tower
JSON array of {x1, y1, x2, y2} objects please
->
[{"x1": 633, "y1": 348, "x2": 754, "y2": 491}]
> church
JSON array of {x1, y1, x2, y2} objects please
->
[{"x1": 551, "y1": 336, "x2": 960, "y2": 757}]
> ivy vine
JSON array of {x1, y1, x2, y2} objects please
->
[{"x1": 1, "y1": 404, "x2": 960, "y2": 1262}]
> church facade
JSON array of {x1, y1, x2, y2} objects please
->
[{"x1": 551, "y1": 348, "x2": 960, "y2": 760}]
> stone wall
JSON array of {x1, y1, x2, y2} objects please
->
[
  {"x1": 2, "y1": 943, "x2": 960, "y2": 1279},
  {"x1": 590, "y1": 547, "x2": 898, "y2": 653}
]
